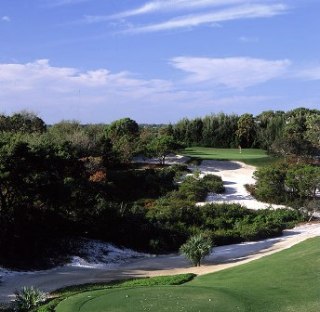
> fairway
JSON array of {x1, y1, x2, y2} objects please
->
[
  {"x1": 56, "y1": 237, "x2": 320, "y2": 312},
  {"x1": 182, "y1": 147, "x2": 275, "y2": 167}
]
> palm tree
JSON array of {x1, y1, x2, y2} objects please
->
[{"x1": 180, "y1": 233, "x2": 212, "y2": 267}]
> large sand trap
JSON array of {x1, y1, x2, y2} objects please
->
[{"x1": 195, "y1": 160, "x2": 287, "y2": 209}]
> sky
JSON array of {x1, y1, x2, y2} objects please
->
[{"x1": 0, "y1": 0, "x2": 320, "y2": 124}]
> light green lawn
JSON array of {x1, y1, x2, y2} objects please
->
[
  {"x1": 182, "y1": 147, "x2": 277, "y2": 167},
  {"x1": 55, "y1": 237, "x2": 320, "y2": 312}
]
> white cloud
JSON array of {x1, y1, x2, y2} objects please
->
[
  {"x1": 294, "y1": 66, "x2": 320, "y2": 80},
  {"x1": 0, "y1": 59, "x2": 181, "y2": 122},
  {"x1": 171, "y1": 56, "x2": 291, "y2": 88},
  {"x1": 84, "y1": 0, "x2": 255, "y2": 23},
  {"x1": 124, "y1": 4, "x2": 288, "y2": 33},
  {"x1": 0, "y1": 59, "x2": 172, "y2": 92},
  {"x1": 1, "y1": 16, "x2": 11, "y2": 22}
]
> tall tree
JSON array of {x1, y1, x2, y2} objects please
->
[{"x1": 236, "y1": 114, "x2": 256, "y2": 148}]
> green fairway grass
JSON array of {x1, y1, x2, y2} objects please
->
[
  {"x1": 55, "y1": 237, "x2": 320, "y2": 312},
  {"x1": 182, "y1": 147, "x2": 277, "y2": 167}
]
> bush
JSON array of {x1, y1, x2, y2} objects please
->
[
  {"x1": 14, "y1": 287, "x2": 47, "y2": 312},
  {"x1": 201, "y1": 174, "x2": 225, "y2": 194},
  {"x1": 180, "y1": 233, "x2": 213, "y2": 266}
]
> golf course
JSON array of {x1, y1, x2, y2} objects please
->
[{"x1": 54, "y1": 237, "x2": 320, "y2": 312}]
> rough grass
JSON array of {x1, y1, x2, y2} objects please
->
[
  {"x1": 55, "y1": 237, "x2": 320, "y2": 312},
  {"x1": 182, "y1": 147, "x2": 277, "y2": 167}
]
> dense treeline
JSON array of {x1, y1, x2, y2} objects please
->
[
  {"x1": 0, "y1": 109, "x2": 315, "y2": 269},
  {"x1": 172, "y1": 108, "x2": 320, "y2": 156}
]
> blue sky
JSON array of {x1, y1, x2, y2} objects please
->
[{"x1": 0, "y1": 0, "x2": 320, "y2": 123}]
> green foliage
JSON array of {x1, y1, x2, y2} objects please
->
[
  {"x1": 14, "y1": 287, "x2": 47, "y2": 312},
  {"x1": 0, "y1": 112, "x2": 46, "y2": 134},
  {"x1": 253, "y1": 161, "x2": 289, "y2": 201},
  {"x1": 180, "y1": 233, "x2": 212, "y2": 266},
  {"x1": 236, "y1": 113, "x2": 256, "y2": 148},
  {"x1": 174, "y1": 113, "x2": 239, "y2": 147},
  {"x1": 147, "y1": 134, "x2": 180, "y2": 164},
  {"x1": 0, "y1": 133, "x2": 88, "y2": 269},
  {"x1": 254, "y1": 161, "x2": 320, "y2": 205},
  {"x1": 0, "y1": 109, "x2": 314, "y2": 271},
  {"x1": 173, "y1": 108, "x2": 320, "y2": 157},
  {"x1": 305, "y1": 114, "x2": 320, "y2": 150},
  {"x1": 48, "y1": 121, "x2": 107, "y2": 157},
  {"x1": 105, "y1": 118, "x2": 140, "y2": 163},
  {"x1": 201, "y1": 174, "x2": 225, "y2": 194}
]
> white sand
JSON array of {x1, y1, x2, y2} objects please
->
[{"x1": 194, "y1": 159, "x2": 287, "y2": 209}]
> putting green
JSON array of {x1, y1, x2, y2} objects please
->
[
  {"x1": 56, "y1": 286, "x2": 244, "y2": 312},
  {"x1": 182, "y1": 147, "x2": 276, "y2": 167}
]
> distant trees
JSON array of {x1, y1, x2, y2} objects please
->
[
  {"x1": 171, "y1": 108, "x2": 320, "y2": 158},
  {"x1": 173, "y1": 113, "x2": 239, "y2": 148},
  {"x1": 0, "y1": 111, "x2": 46, "y2": 133}
]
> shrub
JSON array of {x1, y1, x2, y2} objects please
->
[
  {"x1": 201, "y1": 174, "x2": 225, "y2": 194},
  {"x1": 14, "y1": 286, "x2": 46, "y2": 312},
  {"x1": 180, "y1": 233, "x2": 213, "y2": 266}
]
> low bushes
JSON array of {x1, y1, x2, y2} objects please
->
[{"x1": 145, "y1": 201, "x2": 303, "y2": 252}]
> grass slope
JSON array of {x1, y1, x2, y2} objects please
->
[
  {"x1": 55, "y1": 237, "x2": 320, "y2": 312},
  {"x1": 182, "y1": 147, "x2": 276, "y2": 167}
]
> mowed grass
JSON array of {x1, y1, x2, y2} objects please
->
[
  {"x1": 182, "y1": 147, "x2": 277, "y2": 167},
  {"x1": 55, "y1": 237, "x2": 320, "y2": 312}
]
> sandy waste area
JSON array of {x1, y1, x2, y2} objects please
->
[{"x1": 0, "y1": 156, "x2": 319, "y2": 303}]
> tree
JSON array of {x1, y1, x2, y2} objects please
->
[
  {"x1": 180, "y1": 233, "x2": 212, "y2": 267},
  {"x1": 0, "y1": 111, "x2": 46, "y2": 133},
  {"x1": 105, "y1": 118, "x2": 140, "y2": 163},
  {"x1": 285, "y1": 165, "x2": 320, "y2": 198},
  {"x1": 305, "y1": 114, "x2": 320, "y2": 151},
  {"x1": 256, "y1": 111, "x2": 285, "y2": 150},
  {"x1": 105, "y1": 117, "x2": 139, "y2": 139},
  {"x1": 236, "y1": 114, "x2": 256, "y2": 148},
  {"x1": 147, "y1": 135, "x2": 180, "y2": 165},
  {"x1": 253, "y1": 162, "x2": 289, "y2": 202}
]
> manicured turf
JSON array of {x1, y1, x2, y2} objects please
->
[
  {"x1": 182, "y1": 147, "x2": 277, "y2": 167},
  {"x1": 55, "y1": 237, "x2": 320, "y2": 312}
]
